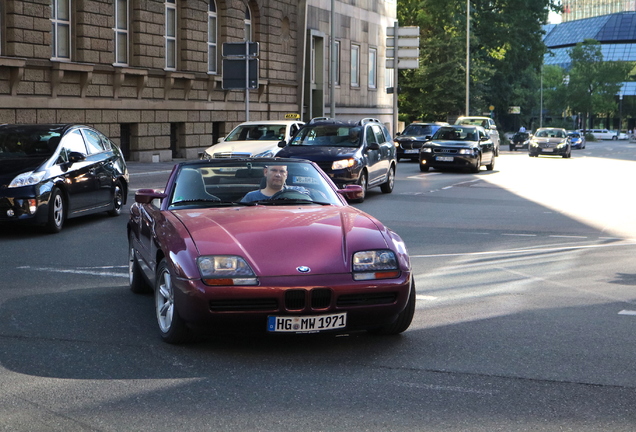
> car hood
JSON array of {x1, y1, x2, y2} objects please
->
[
  {"x1": 277, "y1": 146, "x2": 358, "y2": 162},
  {"x1": 533, "y1": 137, "x2": 567, "y2": 144},
  {"x1": 396, "y1": 135, "x2": 430, "y2": 141},
  {"x1": 0, "y1": 157, "x2": 47, "y2": 185},
  {"x1": 172, "y1": 205, "x2": 389, "y2": 276},
  {"x1": 204, "y1": 140, "x2": 281, "y2": 157}
]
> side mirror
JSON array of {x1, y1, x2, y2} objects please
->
[
  {"x1": 135, "y1": 188, "x2": 167, "y2": 204},
  {"x1": 277, "y1": 140, "x2": 287, "y2": 148},
  {"x1": 337, "y1": 184, "x2": 364, "y2": 201},
  {"x1": 367, "y1": 142, "x2": 380, "y2": 150},
  {"x1": 217, "y1": 136, "x2": 226, "y2": 143},
  {"x1": 67, "y1": 151, "x2": 86, "y2": 164},
  {"x1": 395, "y1": 132, "x2": 401, "y2": 137},
  {"x1": 425, "y1": 135, "x2": 432, "y2": 140}
]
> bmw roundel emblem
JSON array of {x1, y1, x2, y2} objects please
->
[{"x1": 296, "y1": 266, "x2": 311, "y2": 273}]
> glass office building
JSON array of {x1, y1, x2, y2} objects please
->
[{"x1": 561, "y1": 0, "x2": 636, "y2": 22}]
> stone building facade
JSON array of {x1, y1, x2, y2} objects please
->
[{"x1": 0, "y1": 0, "x2": 396, "y2": 162}]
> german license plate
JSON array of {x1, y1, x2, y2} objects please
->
[
  {"x1": 542, "y1": 148, "x2": 554, "y2": 152},
  {"x1": 267, "y1": 313, "x2": 347, "y2": 333},
  {"x1": 404, "y1": 149, "x2": 418, "y2": 154},
  {"x1": 436, "y1": 156, "x2": 454, "y2": 162}
]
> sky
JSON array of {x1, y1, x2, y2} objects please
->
[{"x1": 548, "y1": 10, "x2": 562, "y2": 24}]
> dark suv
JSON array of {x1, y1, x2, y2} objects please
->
[
  {"x1": 394, "y1": 122, "x2": 448, "y2": 161},
  {"x1": 277, "y1": 118, "x2": 396, "y2": 202}
]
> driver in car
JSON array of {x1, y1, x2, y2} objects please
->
[{"x1": 241, "y1": 165, "x2": 310, "y2": 202}]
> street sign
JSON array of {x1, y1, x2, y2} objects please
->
[
  {"x1": 222, "y1": 58, "x2": 259, "y2": 90},
  {"x1": 387, "y1": 26, "x2": 420, "y2": 37},
  {"x1": 386, "y1": 58, "x2": 419, "y2": 69},
  {"x1": 387, "y1": 48, "x2": 419, "y2": 59},
  {"x1": 386, "y1": 38, "x2": 420, "y2": 48},
  {"x1": 223, "y1": 42, "x2": 259, "y2": 57}
]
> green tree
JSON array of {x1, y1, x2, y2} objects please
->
[
  {"x1": 397, "y1": 0, "x2": 560, "y2": 129},
  {"x1": 565, "y1": 39, "x2": 633, "y2": 130}
]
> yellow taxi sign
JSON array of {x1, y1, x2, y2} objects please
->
[{"x1": 285, "y1": 113, "x2": 301, "y2": 119}]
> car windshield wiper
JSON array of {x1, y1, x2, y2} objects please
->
[
  {"x1": 250, "y1": 198, "x2": 330, "y2": 206},
  {"x1": 171, "y1": 199, "x2": 246, "y2": 207}
]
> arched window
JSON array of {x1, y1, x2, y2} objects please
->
[
  {"x1": 244, "y1": 5, "x2": 252, "y2": 42},
  {"x1": 208, "y1": 0, "x2": 217, "y2": 73}
]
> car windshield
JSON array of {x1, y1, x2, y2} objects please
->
[
  {"x1": 168, "y1": 160, "x2": 342, "y2": 208},
  {"x1": 513, "y1": 132, "x2": 529, "y2": 140},
  {"x1": 0, "y1": 127, "x2": 62, "y2": 159},
  {"x1": 457, "y1": 118, "x2": 490, "y2": 128},
  {"x1": 225, "y1": 124, "x2": 286, "y2": 142},
  {"x1": 568, "y1": 133, "x2": 581, "y2": 138},
  {"x1": 402, "y1": 124, "x2": 437, "y2": 136},
  {"x1": 290, "y1": 125, "x2": 362, "y2": 148},
  {"x1": 432, "y1": 126, "x2": 479, "y2": 142},
  {"x1": 535, "y1": 129, "x2": 566, "y2": 138}
]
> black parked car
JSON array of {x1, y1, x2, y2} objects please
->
[
  {"x1": 394, "y1": 122, "x2": 448, "y2": 161},
  {"x1": 277, "y1": 118, "x2": 396, "y2": 202},
  {"x1": 0, "y1": 124, "x2": 129, "y2": 233},
  {"x1": 419, "y1": 125, "x2": 496, "y2": 173}
]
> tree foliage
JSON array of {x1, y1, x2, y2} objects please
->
[{"x1": 396, "y1": 0, "x2": 560, "y2": 129}]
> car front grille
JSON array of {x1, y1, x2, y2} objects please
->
[
  {"x1": 213, "y1": 152, "x2": 252, "y2": 158},
  {"x1": 285, "y1": 288, "x2": 333, "y2": 311},
  {"x1": 433, "y1": 148, "x2": 458, "y2": 154},
  {"x1": 336, "y1": 292, "x2": 398, "y2": 307},
  {"x1": 209, "y1": 298, "x2": 278, "y2": 311},
  {"x1": 398, "y1": 141, "x2": 425, "y2": 150}
]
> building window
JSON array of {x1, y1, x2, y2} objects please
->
[
  {"x1": 114, "y1": 0, "x2": 129, "y2": 65},
  {"x1": 368, "y1": 48, "x2": 377, "y2": 89},
  {"x1": 334, "y1": 40, "x2": 340, "y2": 86},
  {"x1": 351, "y1": 44, "x2": 360, "y2": 87},
  {"x1": 244, "y1": 6, "x2": 252, "y2": 42},
  {"x1": 165, "y1": 0, "x2": 177, "y2": 70},
  {"x1": 51, "y1": 0, "x2": 71, "y2": 60},
  {"x1": 208, "y1": 1, "x2": 217, "y2": 73},
  {"x1": 311, "y1": 37, "x2": 316, "y2": 84}
]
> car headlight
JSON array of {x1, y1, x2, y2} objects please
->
[
  {"x1": 421, "y1": 147, "x2": 432, "y2": 153},
  {"x1": 352, "y1": 250, "x2": 400, "y2": 280},
  {"x1": 557, "y1": 141, "x2": 567, "y2": 148},
  {"x1": 458, "y1": 149, "x2": 473, "y2": 155},
  {"x1": 394, "y1": 141, "x2": 400, "y2": 147},
  {"x1": 332, "y1": 158, "x2": 356, "y2": 170},
  {"x1": 200, "y1": 152, "x2": 212, "y2": 160},
  {"x1": 9, "y1": 171, "x2": 46, "y2": 188},
  {"x1": 197, "y1": 255, "x2": 258, "y2": 286},
  {"x1": 253, "y1": 149, "x2": 275, "y2": 158}
]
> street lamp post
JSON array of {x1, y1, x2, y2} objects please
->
[{"x1": 465, "y1": 0, "x2": 470, "y2": 116}]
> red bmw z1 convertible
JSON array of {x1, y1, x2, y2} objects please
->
[{"x1": 127, "y1": 158, "x2": 415, "y2": 343}]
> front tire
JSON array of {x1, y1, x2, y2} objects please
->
[
  {"x1": 369, "y1": 278, "x2": 416, "y2": 335},
  {"x1": 380, "y1": 165, "x2": 395, "y2": 193},
  {"x1": 155, "y1": 259, "x2": 192, "y2": 344},
  {"x1": 108, "y1": 180, "x2": 124, "y2": 216},
  {"x1": 471, "y1": 155, "x2": 481, "y2": 173},
  {"x1": 44, "y1": 187, "x2": 64, "y2": 233},
  {"x1": 352, "y1": 171, "x2": 367, "y2": 203},
  {"x1": 486, "y1": 154, "x2": 496, "y2": 171}
]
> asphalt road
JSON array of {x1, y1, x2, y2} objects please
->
[{"x1": 1, "y1": 140, "x2": 636, "y2": 431}]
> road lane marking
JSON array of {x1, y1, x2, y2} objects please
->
[
  {"x1": 411, "y1": 239, "x2": 636, "y2": 259},
  {"x1": 618, "y1": 310, "x2": 636, "y2": 316},
  {"x1": 17, "y1": 266, "x2": 128, "y2": 278}
]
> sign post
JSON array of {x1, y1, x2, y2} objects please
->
[
  {"x1": 386, "y1": 24, "x2": 420, "y2": 136},
  {"x1": 222, "y1": 42, "x2": 259, "y2": 121}
]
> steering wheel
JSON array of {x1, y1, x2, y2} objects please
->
[{"x1": 270, "y1": 189, "x2": 311, "y2": 201}]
